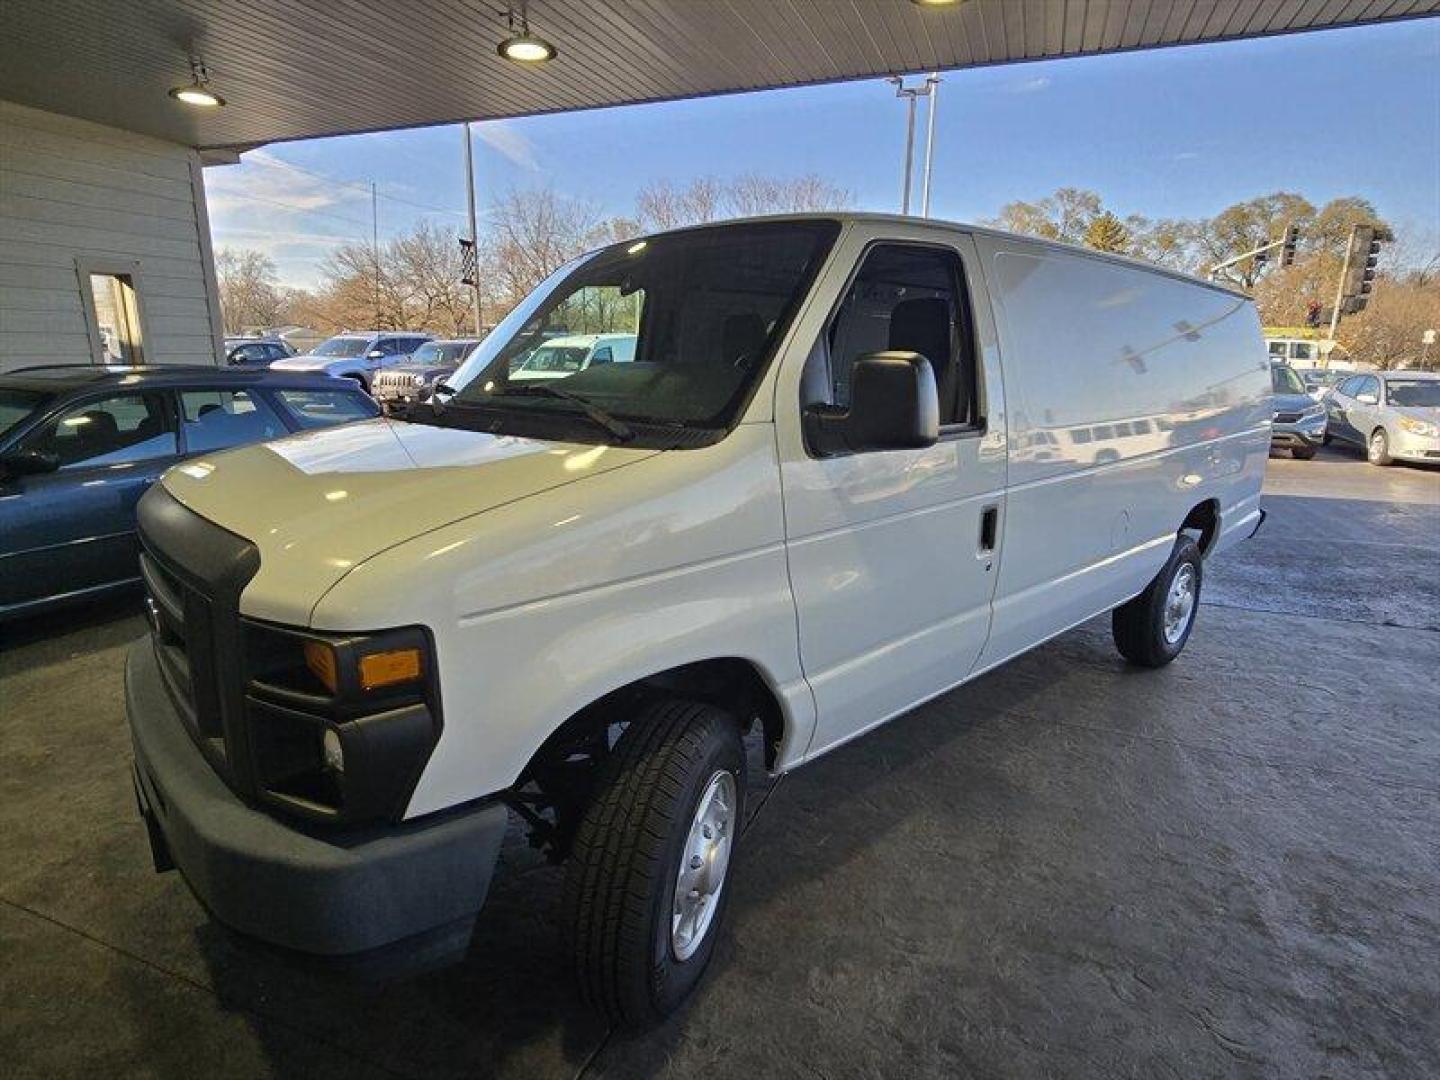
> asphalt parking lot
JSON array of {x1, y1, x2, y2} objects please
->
[{"x1": 2, "y1": 445, "x2": 1437, "y2": 1080}]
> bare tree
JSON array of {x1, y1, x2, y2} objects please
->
[
  {"x1": 215, "y1": 248, "x2": 285, "y2": 332},
  {"x1": 636, "y1": 177, "x2": 724, "y2": 231},
  {"x1": 1336, "y1": 271, "x2": 1440, "y2": 369},
  {"x1": 485, "y1": 186, "x2": 604, "y2": 300},
  {"x1": 986, "y1": 188, "x2": 1104, "y2": 244},
  {"x1": 725, "y1": 173, "x2": 851, "y2": 217},
  {"x1": 636, "y1": 174, "x2": 851, "y2": 232},
  {"x1": 390, "y1": 221, "x2": 476, "y2": 335}
]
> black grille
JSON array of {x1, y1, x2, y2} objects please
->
[
  {"x1": 1274, "y1": 411, "x2": 1302, "y2": 424},
  {"x1": 136, "y1": 486, "x2": 260, "y2": 794}
]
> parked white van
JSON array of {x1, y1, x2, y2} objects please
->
[
  {"x1": 127, "y1": 215, "x2": 1269, "y2": 1024},
  {"x1": 510, "y1": 332, "x2": 637, "y2": 381}
]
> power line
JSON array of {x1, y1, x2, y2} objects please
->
[
  {"x1": 258, "y1": 155, "x2": 468, "y2": 219},
  {"x1": 210, "y1": 189, "x2": 373, "y2": 231}
]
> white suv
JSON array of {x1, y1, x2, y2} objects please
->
[{"x1": 127, "y1": 215, "x2": 1268, "y2": 1024}]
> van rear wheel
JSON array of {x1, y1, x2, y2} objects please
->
[
  {"x1": 563, "y1": 699, "x2": 745, "y2": 1026},
  {"x1": 1112, "y1": 536, "x2": 1202, "y2": 668}
]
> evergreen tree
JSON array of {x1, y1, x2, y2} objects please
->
[{"x1": 1084, "y1": 211, "x2": 1131, "y2": 254}]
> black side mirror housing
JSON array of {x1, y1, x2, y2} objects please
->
[
  {"x1": 0, "y1": 448, "x2": 61, "y2": 478},
  {"x1": 803, "y1": 350, "x2": 940, "y2": 457}
]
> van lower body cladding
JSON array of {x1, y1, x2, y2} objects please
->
[{"x1": 126, "y1": 640, "x2": 507, "y2": 969}]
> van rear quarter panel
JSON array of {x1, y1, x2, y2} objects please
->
[{"x1": 976, "y1": 237, "x2": 1269, "y2": 668}]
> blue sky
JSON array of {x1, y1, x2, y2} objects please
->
[{"x1": 206, "y1": 18, "x2": 1440, "y2": 290}]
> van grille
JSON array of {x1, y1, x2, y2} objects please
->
[{"x1": 136, "y1": 487, "x2": 260, "y2": 793}]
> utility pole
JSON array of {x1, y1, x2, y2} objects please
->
[
  {"x1": 1327, "y1": 228, "x2": 1355, "y2": 344},
  {"x1": 890, "y1": 76, "x2": 935, "y2": 215},
  {"x1": 370, "y1": 180, "x2": 380, "y2": 328},
  {"x1": 463, "y1": 123, "x2": 483, "y2": 335},
  {"x1": 920, "y1": 73, "x2": 940, "y2": 218}
]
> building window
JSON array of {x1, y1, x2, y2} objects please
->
[{"x1": 76, "y1": 258, "x2": 149, "y2": 367}]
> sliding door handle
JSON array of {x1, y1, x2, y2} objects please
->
[{"x1": 978, "y1": 504, "x2": 999, "y2": 555}]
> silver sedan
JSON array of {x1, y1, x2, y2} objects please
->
[{"x1": 1324, "y1": 370, "x2": 1440, "y2": 466}]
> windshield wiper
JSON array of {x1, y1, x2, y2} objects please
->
[{"x1": 489, "y1": 384, "x2": 634, "y2": 442}]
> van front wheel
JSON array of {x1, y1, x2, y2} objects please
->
[
  {"x1": 1112, "y1": 536, "x2": 1202, "y2": 668},
  {"x1": 563, "y1": 699, "x2": 746, "y2": 1026}
]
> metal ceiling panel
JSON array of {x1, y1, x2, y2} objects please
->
[{"x1": 0, "y1": 0, "x2": 1433, "y2": 151}]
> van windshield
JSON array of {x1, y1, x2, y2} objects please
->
[{"x1": 432, "y1": 220, "x2": 839, "y2": 445}]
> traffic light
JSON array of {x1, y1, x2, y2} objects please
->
[
  {"x1": 1280, "y1": 223, "x2": 1300, "y2": 267},
  {"x1": 458, "y1": 237, "x2": 477, "y2": 286},
  {"x1": 1341, "y1": 227, "x2": 1381, "y2": 313}
]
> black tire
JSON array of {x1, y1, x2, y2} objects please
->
[
  {"x1": 1112, "y1": 535, "x2": 1202, "y2": 668},
  {"x1": 563, "y1": 699, "x2": 746, "y2": 1026},
  {"x1": 1292, "y1": 445, "x2": 1317, "y2": 460},
  {"x1": 1367, "y1": 428, "x2": 1393, "y2": 467}
]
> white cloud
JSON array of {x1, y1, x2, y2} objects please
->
[
  {"x1": 204, "y1": 149, "x2": 372, "y2": 219},
  {"x1": 1006, "y1": 75, "x2": 1052, "y2": 94},
  {"x1": 473, "y1": 121, "x2": 539, "y2": 170}
]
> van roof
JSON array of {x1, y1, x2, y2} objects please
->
[{"x1": 628, "y1": 212, "x2": 1252, "y2": 301}]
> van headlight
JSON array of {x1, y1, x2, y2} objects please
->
[
  {"x1": 1398, "y1": 416, "x2": 1438, "y2": 438},
  {"x1": 243, "y1": 622, "x2": 442, "y2": 824}
]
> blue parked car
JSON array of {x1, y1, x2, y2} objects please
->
[{"x1": 0, "y1": 364, "x2": 380, "y2": 620}]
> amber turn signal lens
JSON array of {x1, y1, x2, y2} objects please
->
[
  {"x1": 358, "y1": 648, "x2": 423, "y2": 691},
  {"x1": 304, "y1": 641, "x2": 338, "y2": 694}
]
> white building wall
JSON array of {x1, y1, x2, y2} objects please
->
[{"x1": 0, "y1": 99, "x2": 223, "y2": 373}]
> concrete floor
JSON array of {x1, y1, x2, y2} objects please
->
[{"x1": 2, "y1": 446, "x2": 1437, "y2": 1079}]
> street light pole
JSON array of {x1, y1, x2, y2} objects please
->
[
  {"x1": 890, "y1": 76, "x2": 934, "y2": 215},
  {"x1": 920, "y1": 73, "x2": 940, "y2": 217},
  {"x1": 370, "y1": 180, "x2": 380, "y2": 327},
  {"x1": 463, "y1": 122, "x2": 483, "y2": 335}
]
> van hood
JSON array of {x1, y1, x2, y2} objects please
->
[{"x1": 158, "y1": 419, "x2": 658, "y2": 622}]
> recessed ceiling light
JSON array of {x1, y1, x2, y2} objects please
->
[
  {"x1": 497, "y1": 6, "x2": 556, "y2": 64},
  {"x1": 909, "y1": 0, "x2": 964, "y2": 7},
  {"x1": 169, "y1": 57, "x2": 225, "y2": 108}
]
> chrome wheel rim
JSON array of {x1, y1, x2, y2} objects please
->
[
  {"x1": 1163, "y1": 562, "x2": 1197, "y2": 645},
  {"x1": 1369, "y1": 432, "x2": 1385, "y2": 462},
  {"x1": 671, "y1": 769, "x2": 736, "y2": 961}
]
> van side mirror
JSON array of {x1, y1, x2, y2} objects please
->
[
  {"x1": 803, "y1": 351, "x2": 939, "y2": 457},
  {"x1": 0, "y1": 448, "x2": 61, "y2": 478}
]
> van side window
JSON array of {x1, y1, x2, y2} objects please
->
[{"x1": 806, "y1": 244, "x2": 978, "y2": 429}]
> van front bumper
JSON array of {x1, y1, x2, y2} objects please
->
[{"x1": 126, "y1": 638, "x2": 506, "y2": 972}]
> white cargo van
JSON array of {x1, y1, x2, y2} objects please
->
[{"x1": 127, "y1": 215, "x2": 1268, "y2": 1024}]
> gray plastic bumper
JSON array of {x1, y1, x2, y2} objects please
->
[{"x1": 126, "y1": 638, "x2": 506, "y2": 963}]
